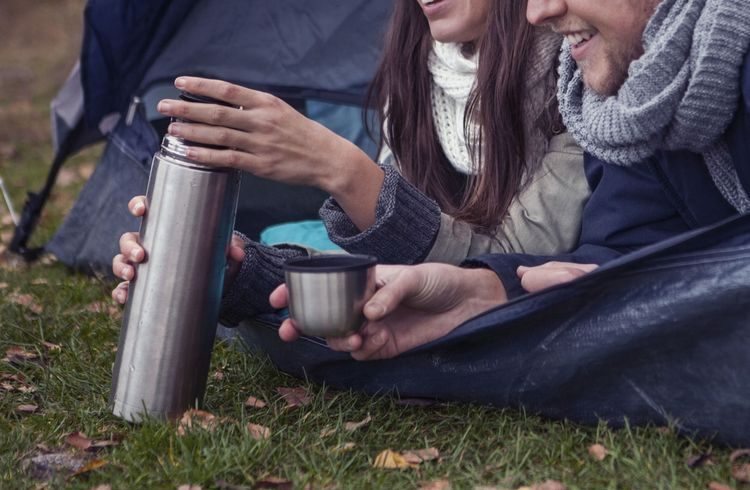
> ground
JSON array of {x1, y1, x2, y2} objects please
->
[{"x1": 0, "y1": 1, "x2": 746, "y2": 489}]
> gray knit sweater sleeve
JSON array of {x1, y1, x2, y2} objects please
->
[
  {"x1": 319, "y1": 165, "x2": 441, "y2": 264},
  {"x1": 219, "y1": 232, "x2": 308, "y2": 326}
]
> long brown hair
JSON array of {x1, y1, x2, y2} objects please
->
[{"x1": 367, "y1": 0, "x2": 544, "y2": 232}]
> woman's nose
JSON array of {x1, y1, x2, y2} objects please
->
[{"x1": 526, "y1": 0, "x2": 567, "y2": 26}]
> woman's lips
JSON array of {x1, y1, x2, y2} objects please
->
[{"x1": 419, "y1": 0, "x2": 449, "y2": 17}]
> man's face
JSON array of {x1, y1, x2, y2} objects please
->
[{"x1": 526, "y1": 0, "x2": 660, "y2": 96}]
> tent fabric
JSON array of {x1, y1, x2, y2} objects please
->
[
  {"x1": 226, "y1": 213, "x2": 750, "y2": 446},
  {"x1": 81, "y1": 0, "x2": 391, "y2": 131},
  {"x1": 30, "y1": 0, "x2": 390, "y2": 271}
]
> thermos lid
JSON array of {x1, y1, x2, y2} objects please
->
[{"x1": 178, "y1": 91, "x2": 238, "y2": 108}]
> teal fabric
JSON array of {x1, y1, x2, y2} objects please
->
[{"x1": 260, "y1": 220, "x2": 342, "y2": 251}]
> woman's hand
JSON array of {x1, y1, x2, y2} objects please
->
[
  {"x1": 270, "y1": 264, "x2": 507, "y2": 360},
  {"x1": 111, "y1": 195, "x2": 246, "y2": 305},
  {"x1": 156, "y1": 76, "x2": 384, "y2": 230},
  {"x1": 516, "y1": 261, "x2": 598, "y2": 293}
]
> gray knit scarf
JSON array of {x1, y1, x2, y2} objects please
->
[{"x1": 558, "y1": 0, "x2": 750, "y2": 213}]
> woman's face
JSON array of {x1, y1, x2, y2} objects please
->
[{"x1": 416, "y1": 0, "x2": 491, "y2": 44}]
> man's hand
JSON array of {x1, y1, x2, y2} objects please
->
[
  {"x1": 517, "y1": 261, "x2": 598, "y2": 293},
  {"x1": 270, "y1": 263, "x2": 507, "y2": 360}
]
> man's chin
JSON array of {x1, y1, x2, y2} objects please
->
[{"x1": 581, "y1": 69, "x2": 622, "y2": 97}]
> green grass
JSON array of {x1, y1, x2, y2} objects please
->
[
  {"x1": 0, "y1": 281, "x2": 742, "y2": 490},
  {"x1": 0, "y1": 1, "x2": 746, "y2": 489}
]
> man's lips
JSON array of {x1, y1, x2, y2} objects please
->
[{"x1": 562, "y1": 31, "x2": 598, "y2": 62}]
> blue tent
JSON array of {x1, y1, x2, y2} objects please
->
[
  {"x1": 10, "y1": 0, "x2": 391, "y2": 270},
  {"x1": 12, "y1": 0, "x2": 749, "y2": 446}
]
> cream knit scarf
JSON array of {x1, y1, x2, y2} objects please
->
[{"x1": 428, "y1": 41, "x2": 480, "y2": 174}]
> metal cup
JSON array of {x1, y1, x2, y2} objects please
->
[{"x1": 283, "y1": 255, "x2": 377, "y2": 337}]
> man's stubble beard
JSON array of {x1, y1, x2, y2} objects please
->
[{"x1": 585, "y1": 37, "x2": 644, "y2": 97}]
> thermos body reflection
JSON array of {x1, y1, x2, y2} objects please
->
[{"x1": 110, "y1": 135, "x2": 240, "y2": 422}]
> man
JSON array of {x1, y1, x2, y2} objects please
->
[{"x1": 274, "y1": 0, "x2": 750, "y2": 359}]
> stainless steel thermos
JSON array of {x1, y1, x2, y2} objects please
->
[{"x1": 110, "y1": 93, "x2": 241, "y2": 422}]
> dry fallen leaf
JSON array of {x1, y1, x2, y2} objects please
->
[
  {"x1": 276, "y1": 387, "x2": 311, "y2": 408},
  {"x1": 177, "y1": 409, "x2": 218, "y2": 436},
  {"x1": 16, "y1": 404, "x2": 39, "y2": 414},
  {"x1": 70, "y1": 459, "x2": 107, "y2": 477},
  {"x1": 687, "y1": 452, "x2": 714, "y2": 468},
  {"x1": 90, "y1": 435, "x2": 124, "y2": 450},
  {"x1": 373, "y1": 449, "x2": 415, "y2": 469},
  {"x1": 4, "y1": 346, "x2": 40, "y2": 364},
  {"x1": 588, "y1": 444, "x2": 608, "y2": 461},
  {"x1": 212, "y1": 370, "x2": 225, "y2": 381},
  {"x1": 732, "y1": 463, "x2": 750, "y2": 482},
  {"x1": 7, "y1": 293, "x2": 43, "y2": 314},
  {"x1": 0, "y1": 282, "x2": 9, "y2": 289},
  {"x1": 244, "y1": 396, "x2": 267, "y2": 409},
  {"x1": 177, "y1": 486, "x2": 202, "y2": 490},
  {"x1": 0, "y1": 372, "x2": 36, "y2": 393},
  {"x1": 254, "y1": 476, "x2": 293, "y2": 489},
  {"x1": 247, "y1": 423, "x2": 271, "y2": 440},
  {"x1": 31, "y1": 278, "x2": 49, "y2": 285},
  {"x1": 730, "y1": 449, "x2": 750, "y2": 463},
  {"x1": 418, "y1": 479, "x2": 450, "y2": 490},
  {"x1": 320, "y1": 427, "x2": 337, "y2": 438},
  {"x1": 65, "y1": 432, "x2": 92, "y2": 451},
  {"x1": 403, "y1": 447, "x2": 440, "y2": 464},
  {"x1": 517, "y1": 481, "x2": 568, "y2": 490},
  {"x1": 41, "y1": 341, "x2": 61, "y2": 352},
  {"x1": 344, "y1": 414, "x2": 372, "y2": 432},
  {"x1": 708, "y1": 482, "x2": 735, "y2": 490},
  {"x1": 532, "y1": 481, "x2": 568, "y2": 490},
  {"x1": 332, "y1": 442, "x2": 357, "y2": 453}
]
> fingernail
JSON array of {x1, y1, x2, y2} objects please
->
[
  {"x1": 133, "y1": 200, "x2": 145, "y2": 213},
  {"x1": 517, "y1": 266, "x2": 529, "y2": 273},
  {"x1": 157, "y1": 100, "x2": 171, "y2": 112},
  {"x1": 115, "y1": 291, "x2": 125, "y2": 303},
  {"x1": 365, "y1": 302, "x2": 385, "y2": 317},
  {"x1": 130, "y1": 249, "x2": 141, "y2": 262},
  {"x1": 175, "y1": 77, "x2": 186, "y2": 89},
  {"x1": 168, "y1": 122, "x2": 182, "y2": 135},
  {"x1": 347, "y1": 337, "x2": 358, "y2": 350}
]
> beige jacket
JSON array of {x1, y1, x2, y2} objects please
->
[{"x1": 424, "y1": 131, "x2": 588, "y2": 264}]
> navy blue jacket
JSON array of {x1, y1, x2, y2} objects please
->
[{"x1": 475, "y1": 48, "x2": 750, "y2": 299}]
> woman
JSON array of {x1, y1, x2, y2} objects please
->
[{"x1": 112, "y1": 0, "x2": 588, "y2": 325}]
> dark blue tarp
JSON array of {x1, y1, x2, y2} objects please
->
[{"x1": 230, "y1": 213, "x2": 750, "y2": 446}]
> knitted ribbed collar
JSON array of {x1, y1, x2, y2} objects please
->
[{"x1": 558, "y1": 0, "x2": 750, "y2": 212}]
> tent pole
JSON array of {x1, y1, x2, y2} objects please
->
[{"x1": 9, "y1": 118, "x2": 86, "y2": 261}]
